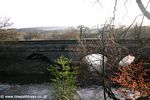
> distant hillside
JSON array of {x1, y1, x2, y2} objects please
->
[
  {"x1": 10, "y1": 25, "x2": 150, "y2": 41},
  {"x1": 18, "y1": 26, "x2": 68, "y2": 33}
]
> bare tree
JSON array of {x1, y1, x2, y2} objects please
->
[
  {"x1": 0, "y1": 17, "x2": 13, "y2": 29},
  {"x1": 0, "y1": 17, "x2": 19, "y2": 41}
]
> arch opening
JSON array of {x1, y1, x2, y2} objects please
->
[
  {"x1": 26, "y1": 53, "x2": 51, "y2": 63},
  {"x1": 82, "y1": 53, "x2": 107, "y2": 72}
]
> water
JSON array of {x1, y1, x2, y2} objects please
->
[
  {"x1": 1, "y1": 83, "x2": 140, "y2": 100},
  {"x1": 0, "y1": 74, "x2": 53, "y2": 100},
  {"x1": 0, "y1": 83, "x2": 52, "y2": 100},
  {"x1": 0, "y1": 74, "x2": 51, "y2": 84},
  {"x1": 0, "y1": 74, "x2": 113, "y2": 100},
  {"x1": 0, "y1": 82, "x2": 143, "y2": 100},
  {"x1": 0, "y1": 74, "x2": 143, "y2": 100},
  {"x1": 0, "y1": 83, "x2": 116, "y2": 100},
  {"x1": 0, "y1": 58, "x2": 55, "y2": 100}
]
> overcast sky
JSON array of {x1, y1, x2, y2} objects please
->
[{"x1": 0, "y1": 0, "x2": 150, "y2": 28}]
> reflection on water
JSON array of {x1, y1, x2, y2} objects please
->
[
  {"x1": 0, "y1": 83, "x2": 53, "y2": 100},
  {"x1": 0, "y1": 74, "x2": 52, "y2": 84},
  {"x1": 0, "y1": 74, "x2": 53, "y2": 100},
  {"x1": 0, "y1": 73, "x2": 145, "y2": 99}
]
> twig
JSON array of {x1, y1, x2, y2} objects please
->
[{"x1": 119, "y1": 14, "x2": 143, "y2": 39}]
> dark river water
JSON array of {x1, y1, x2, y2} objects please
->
[
  {"x1": 0, "y1": 74, "x2": 53, "y2": 100},
  {"x1": 0, "y1": 74, "x2": 145, "y2": 100},
  {"x1": 0, "y1": 83, "x2": 52, "y2": 100},
  {"x1": 0, "y1": 74, "x2": 112, "y2": 100}
]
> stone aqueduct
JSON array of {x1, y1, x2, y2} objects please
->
[{"x1": 0, "y1": 39, "x2": 150, "y2": 64}]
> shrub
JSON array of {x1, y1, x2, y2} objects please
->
[{"x1": 48, "y1": 55, "x2": 78, "y2": 100}]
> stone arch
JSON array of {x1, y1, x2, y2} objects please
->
[{"x1": 26, "y1": 52, "x2": 52, "y2": 63}]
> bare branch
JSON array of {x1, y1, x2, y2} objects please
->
[
  {"x1": 137, "y1": 0, "x2": 150, "y2": 39},
  {"x1": 123, "y1": 0, "x2": 129, "y2": 19},
  {"x1": 113, "y1": 0, "x2": 118, "y2": 21},
  {"x1": 95, "y1": 0, "x2": 103, "y2": 8},
  {"x1": 136, "y1": 0, "x2": 150, "y2": 20},
  {"x1": 0, "y1": 17, "x2": 13, "y2": 29},
  {"x1": 120, "y1": 14, "x2": 143, "y2": 39}
]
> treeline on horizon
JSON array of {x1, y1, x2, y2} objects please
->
[{"x1": 0, "y1": 25, "x2": 150, "y2": 41}]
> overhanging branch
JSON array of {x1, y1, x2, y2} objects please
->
[{"x1": 136, "y1": 0, "x2": 150, "y2": 20}]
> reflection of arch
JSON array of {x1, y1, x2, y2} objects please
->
[{"x1": 26, "y1": 53, "x2": 51, "y2": 62}]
